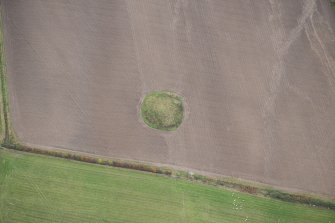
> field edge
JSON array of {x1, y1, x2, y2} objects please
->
[
  {"x1": 2, "y1": 144, "x2": 335, "y2": 211},
  {"x1": 0, "y1": 4, "x2": 17, "y2": 146}
]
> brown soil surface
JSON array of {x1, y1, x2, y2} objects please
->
[{"x1": 2, "y1": 0, "x2": 335, "y2": 196}]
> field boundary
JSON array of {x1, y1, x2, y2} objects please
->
[
  {"x1": 0, "y1": 5, "x2": 8, "y2": 143},
  {"x1": 0, "y1": 4, "x2": 16, "y2": 146},
  {"x1": 0, "y1": 4, "x2": 334, "y2": 211},
  {"x1": 3, "y1": 143, "x2": 335, "y2": 210}
]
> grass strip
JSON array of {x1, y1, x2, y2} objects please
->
[{"x1": 0, "y1": 6, "x2": 15, "y2": 145}]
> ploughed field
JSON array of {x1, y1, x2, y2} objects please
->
[
  {"x1": 2, "y1": 0, "x2": 335, "y2": 196},
  {"x1": 1, "y1": 149, "x2": 334, "y2": 223}
]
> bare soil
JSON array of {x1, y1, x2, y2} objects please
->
[{"x1": 2, "y1": 0, "x2": 335, "y2": 196}]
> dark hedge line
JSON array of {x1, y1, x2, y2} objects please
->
[
  {"x1": 2, "y1": 143, "x2": 334, "y2": 210},
  {"x1": 3, "y1": 143, "x2": 172, "y2": 176},
  {"x1": 264, "y1": 189, "x2": 335, "y2": 210},
  {"x1": 173, "y1": 171, "x2": 334, "y2": 210},
  {"x1": 183, "y1": 173, "x2": 259, "y2": 194}
]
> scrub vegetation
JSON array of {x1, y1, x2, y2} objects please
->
[{"x1": 141, "y1": 91, "x2": 184, "y2": 131}]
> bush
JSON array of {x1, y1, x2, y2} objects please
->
[
  {"x1": 140, "y1": 91, "x2": 184, "y2": 131},
  {"x1": 265, "y1": 189, "x2": 335, "y2": 210},
  {"x1": 239, "y1": 185, "x2": 258, "y2": 194}
]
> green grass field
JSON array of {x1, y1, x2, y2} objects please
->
[{"x1": 0, "y1": 149, "x2": 334, "y2": 223}]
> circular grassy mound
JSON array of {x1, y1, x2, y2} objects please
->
[{"x1": 141, "y1": 91, "x2": 184, "y2": 131}]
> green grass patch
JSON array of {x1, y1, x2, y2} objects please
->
[
  {"x1": 0, "y1": 10, "x2": 9, "y2": 143},
  {"x1": 0, "y1": 7, "x2": 16, "y2": 145},
  {"x1": 0, "y1": 149, "x2": 334, "y2": 223},
  {"x1": 141, "y1": 91, "x2": 184, "y2": 131}
]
